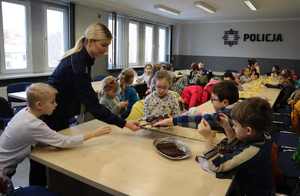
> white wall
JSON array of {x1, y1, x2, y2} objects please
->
[
  {"x1": 75, "y1": 4, "x2": 110, "y2": 78},
  {"x1": 173, "y1": 20, "x2": 300, "y2": 60}
]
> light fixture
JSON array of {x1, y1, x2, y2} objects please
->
[
  {"x1": 154, "y1": 4, "x2": 180, "y2": 16},
  {"x1": 194, "y1": 1, "x2": 216, "y2": 14},
  {"x1": 243, "y1": 0, "x2": 257, "y2": 11}
]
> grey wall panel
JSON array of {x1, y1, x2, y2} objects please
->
[{"x1": 173, "y1": 55, "x2": 300, "y2": 74}]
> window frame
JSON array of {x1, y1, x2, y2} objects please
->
[
  {"x1": 106, "y1": 13, "x2": 171, "y2": 70},
  {"x1": 0, "y1": 0, "x2": 32, "y2": 74},
  {"x1": 158, "y1": 26, "x2": 167, "y2": 63},
  {"x1": 128, "y1": 20, "x2": 139, "y2": 67},
  {"x1": 144, "y1": 24, "x2": 154, "y2": 64},
  {"x1": 43, "y1": 4, "x2": 69, "y2": 71}
]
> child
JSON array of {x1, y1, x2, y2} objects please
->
[
  {"x1": 250, "y1": 71, "x2": 260, "y2": 80},
  {"x1": 148, "y1": 64, "x2": 162, "y2": 92},
  {"x1": 197, "y1": 97, "x2": 273, "y2": 196},
  {"x1": 153, "y1": 81, "x2": 239, "y2": 131},
  {"x1": 99, "y1": 76, "x2": 128, "y2": 116},
  {"x1": 118, "y1": 68, "x2": 139, "y2": 119},
  {"x1": 239, "y1": 68, "x2": 251, "y2": 84},
  {"x1": 0, "y1": 83, "x2": 111, "y2": 178},
  {"x1": 270, "y1": 65, "x2": 280, "y2": 78},
  {"x1": 136, "y1": 64, "x2": 152, "y2": 85},
  {"x1": 144, "y1": 70, "x2": 181, "y2": 119}
]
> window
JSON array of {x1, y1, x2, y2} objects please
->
[
  {"x1": 1, "y1": 1, "x2": 28, "y2": 71},
  {"x1": 0, "y1": 0, "x2": 70, "y2": 75},
  {"x1": 107, "y1": 13, "x2": 170, "y2": 70},
  {"x1": 108, "y1": 17, "x2": 114, "y2": 66},
  {"x1": 158, "y1": 27, "x2": 166, "y2": 62},
  {"x1": 128, "y1": 21, "x2": 138, "y2": 65},
  {"x1": 144, "y1": 25, "x2": 153, "y2": 63},
  {"x1": 46, "y1": 7, "x2": 67, "y2": 68}
]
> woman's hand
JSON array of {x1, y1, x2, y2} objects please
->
[{"x1": 125, "y1": 121, "x2": 140, "y2": 131}]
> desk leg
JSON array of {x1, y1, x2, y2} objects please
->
[{"x1": 47, "y1": 168, "x2": 113, "y2": 196}]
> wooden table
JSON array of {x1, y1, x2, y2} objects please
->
[
  {"x1": 7, "y1": 91, "x2": 27, "y2": 101},
  {"x1": 187, "y1": 79, "x2": 281, "y2": 115},
  {"x1": 31, "y1": 120, "x2": 231, "y2": 196},
  {"x1": 7, "y1": 81, "x2": 102, "y2": 101}
]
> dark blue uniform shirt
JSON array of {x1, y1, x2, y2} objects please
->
[{"x1": 47, "y1": 47, "x2": 126, "y2": 130}]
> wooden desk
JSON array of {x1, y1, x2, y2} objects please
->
[
  {"x1": 187, "y1": 80, "x2": 281, "y2": 116},
  {"x1": 7, "y1": 82, "x2": 102, "y2": 101},
  {"x1": 7, "y1": 91, "x2": 27, "y2": 101},
  {"x1": 31, "y1": 120, "x2": 231, "y2": 196}
]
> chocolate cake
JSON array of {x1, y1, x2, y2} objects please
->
[{"x1": 156, "y1": 142, "x2": 186, "y2": 158}]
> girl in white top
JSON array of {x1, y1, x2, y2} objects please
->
[
  {"x1": 136, "y1": 64, "x2": 152, "y2": 85},
  {"x1": 0, "y1": 83, "x2": 111, "y2": 177}
]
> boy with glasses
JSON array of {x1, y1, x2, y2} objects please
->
[{"x1": 154, "y1": 81, "x2": 239, "y2": 133}]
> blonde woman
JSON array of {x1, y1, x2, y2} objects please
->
[
  {"x1": 31, "y1": 22, "x2": 140, "y2": 187},
  {"x1": 46, "y1": 22, "x2": 139, "y2": 132}
]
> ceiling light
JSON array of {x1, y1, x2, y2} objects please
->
[
  {"x1": 194, "y1": 1, "x2": 216, "y2": 14},
  {"x1": 154, "y1": 4, "x2": 180, "y2": 16},
  {"x1": 243, "y1": 0, "x2": 257, "y2": 11}
]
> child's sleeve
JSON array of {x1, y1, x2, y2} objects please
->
[
  {"x1": 170, "y1": 95, "x2": 181, "y2": 116},
  {"x1": 32, "y1": 121, "x2": 84, "y2": 148},
  {"x1": 173, "y1": 115, "x2": 202, "y2": 129},
  {"x1": 206, "y1": 145, "x2": 260, "y2": 173},
  {"x1": 144, "y1": 95, "x2": 153, "y2": 118},
  {"x1": 202, "y1": 113, "x2": 224, "y2": 132}
]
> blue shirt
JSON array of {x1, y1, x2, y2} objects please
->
[{"x1": 119, "y1": 86, "x2": 139, "y2": 119}]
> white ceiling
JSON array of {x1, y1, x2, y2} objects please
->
[{"x1": 73, "y1": 0, "x2": 300, "y2": 23}]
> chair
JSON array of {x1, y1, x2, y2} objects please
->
[
  {"x1": 0, "y1": 97, "x2": 14, "y2": 130},
  {"x1": 132, "y1": 83, "x2": 148, "y2": 99},
  {"x1": 6, "y1": 82, "x2": 31, "y2": 113},
  {"x1": 93, "y1": 74, "x2": 107, "y2": 81}
]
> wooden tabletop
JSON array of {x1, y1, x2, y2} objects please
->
[
  {"x1": 7, "y1": 91, "x2": 27, "y2": 101},
  {"x1": 31, "y1": 120, "x2": 231, "y2": 196},
  {"x1": 7, "y1": 82, "x2": 102, "y2": 101}
]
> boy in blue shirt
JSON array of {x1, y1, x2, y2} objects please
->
[{"x1": 153, "y1": 80, "x2": 239, "y2": 133}]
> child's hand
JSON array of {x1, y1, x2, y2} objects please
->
[
  {"x1": 217, "y1": 113, "x2": 231, "y2": 129},
  {"x1": 93, "y1": 126, "x2": 111, "y2": 137},
  {"x1": 84, "y1": 126, "x2": 111, "y2": 140},
  {"x1": 198, "y1": 119, "x2": 215, "y2": 139},
  {"x1": 119, "y1": 101, "x2": 128, "y2": 108},
  {"x1": 153, "y1": 118, "x2": 173, "y2": 127}
]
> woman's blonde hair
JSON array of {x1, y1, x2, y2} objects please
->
[{"x1": 63, "y1": 22, "x2": 112, "y2": 59}]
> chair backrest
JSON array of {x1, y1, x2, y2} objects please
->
[
  {"x1": 7, "y1": 82, "x2": 31, "y2": 103},
  {"x1": 0, "y1": 97, "x2": 14, "y2": 130},
  {"x1": 0, "y1": 97, "x2": 14, "y2": 118},
  {"x1": 132, "y1": 83, "x2": 148, "y2": 99},
  {"x1": 93, "y1": 75, "x2": 107, "y2": 82}
]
